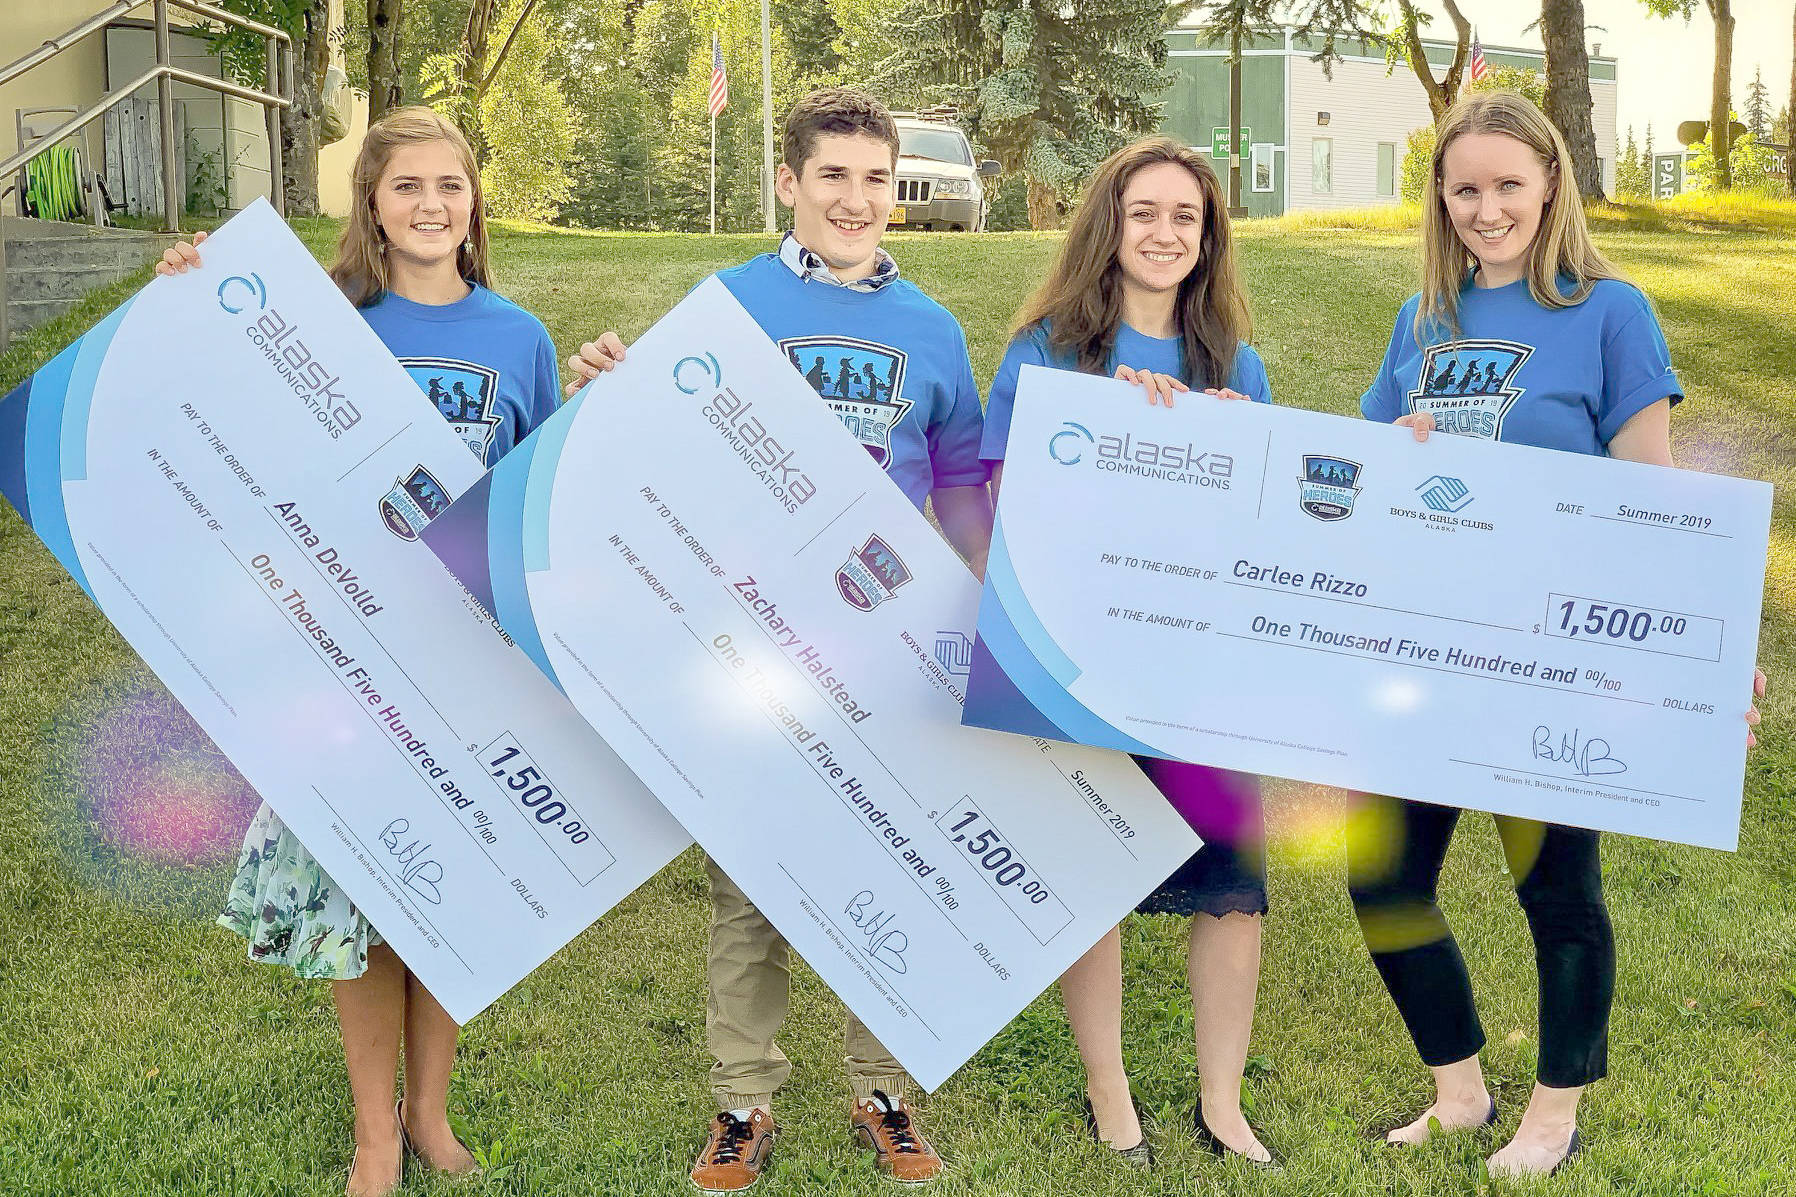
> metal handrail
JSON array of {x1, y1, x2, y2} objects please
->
[
  {"x1": 2, "y1": 0, "x2": 293, "y2": 348},
  {"x1": 0, "y1": 67, "x2": 288, "y2": 182},
  {"x1": 0, "y1": 0, "x2": 290, "y2": 91}
]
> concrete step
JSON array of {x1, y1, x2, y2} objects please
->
[
  {"x1": 5, "y1": 263, "x2": 144, "y2": 302},
  {"x1": 5, "y1": 299, "x2": 75, "y2": 339}
]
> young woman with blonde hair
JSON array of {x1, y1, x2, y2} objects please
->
[
  {"x1": 1353, "y1": 90, "x2": 1766, "y2": 1179},
  {"x1": 980, "y1": 135, "x2": 1275, "y2": 1168},
  {"x1": 159, "y1": 106, "x2": 596, "y2": 1196}
]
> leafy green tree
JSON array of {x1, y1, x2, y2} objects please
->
[
  {"x1": 554, "y1": 0, "x2": 658, "y2": 227},
  {"x1": 876, "y1": 0, "x2": 1178, "y2": 229},
  {"x1": 1383, "y1": 0, "x2": 1471, "y2": 123},
  {"x1": 1398, "y1": 69, "x2": 1544, "y2": 205},
  {"x1": 1641, "y1": 1, "x2": 1736, "y2": 190},
  {"x1": 212, "y1": 1, "x2": 334, "y2": 214},
  {"x1": 479, "y1": 0, "x2": 578, "y2": 219},
  {"x1": 1685, "y1": 120, "x2": 1778, "y2": 195},
  {"x1": 1399, "y1": 124, "x2": 1435, "y2": 203}
]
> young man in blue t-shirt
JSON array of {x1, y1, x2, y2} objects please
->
[{"x1": 576, "y1": 88, "x2": 990, "y2": 1190}]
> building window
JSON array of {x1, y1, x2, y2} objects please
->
[
  {"x1": 1252, "y1": 144, "x2": 1274, "y2": 193},
  {"x1": 1312, "y1": 138, "x2": 1332, "y2": 195},
  {"x1": 1376, "y1": 141, "x2": 1397, "y2": 198}
]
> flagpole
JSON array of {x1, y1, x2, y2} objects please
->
[{"x1": 710, "y1": 113, "x2": 717, "y2": 235}]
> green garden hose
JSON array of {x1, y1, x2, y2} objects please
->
[{"x1": 24, "y1": 145, "x2": 85, "y2": 222}]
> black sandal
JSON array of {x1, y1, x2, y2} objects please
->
[{"x1": 1082, "y1": 1096, "x2": 1155, "y2": 1168}]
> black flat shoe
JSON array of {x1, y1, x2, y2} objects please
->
[
  {"x1": 1193, "y1": 1104, "x2": 1278, "y2": 1169},
  {"x1": 1551, "y1": 1127, "x2": 1583, "y2": 1176},
  {"x1": 1379, "y1": 1096, "x2": 1498, "y2": 1145},
  {"x1": 1082, "y1": 1097, "x2": 1155, "y2": 1168}
]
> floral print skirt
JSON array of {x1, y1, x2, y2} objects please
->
[{"x1": 218, "y1": 802, "x2": 383, "y2": 979}]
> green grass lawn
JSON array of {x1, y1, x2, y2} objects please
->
[{"x1": 1, "y1": 207, "x2": 1793, "y2": 1196}]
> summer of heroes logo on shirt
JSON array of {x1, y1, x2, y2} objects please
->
[
  {"x1": 781, "y1": 335, "x2": 914, "y2": 470},
  {"x1": 1405, "y1": 339, "x2": 1532, "y2": 440},
  {"x1": 401, "y1": 357, "x2": 502, "y2": 463}
]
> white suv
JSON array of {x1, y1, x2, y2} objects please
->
[{"x1": 890, "y1": 117, "x2": 1000, "y2": 232}]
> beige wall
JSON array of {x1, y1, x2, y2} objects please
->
[
  {"x1": 0, "y1": 0, "x2": 112, "y2": 168},
  {"x1": 319, "y1": 89, "x2": 369, "y2": 218},
  {"x1": 1288, "y1": 52, "x2": 1621, "y2": 210}
]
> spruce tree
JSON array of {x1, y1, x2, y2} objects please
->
[
  {"x1": 1743, "y1": 64, "x2": 1770, "y2": 139},
  {"x1": 876, "y1": 0, "x2": 1177, "y2": 229}
]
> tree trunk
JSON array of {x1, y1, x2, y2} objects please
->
[
  {"x1": 1708, "y1": 0, "x2": 1734, "y2": 190},
  {"x1": 459, "y1": 0, "x2": 500, "y2": 154},
  {"x1": 1788, "y1": 4, "x2": 1795, "y2": 198},
  {"x1": 1227, "y1": 28, "x2": 1243, "y2": 215},
  {"x1": 1026, "y1": 179, "x2": 1061, "y2": 230},
  {"x1": 1540, "y1": 0, "x2": 1604, "y2": 201},
  {"x1": 367, "y1": 0, "x2": 406, "y2": 122},
  {"x1": 1398, "y1": 0, "x2": 1470, "y2": 121},
  {"x1": 281, "y1": 0, "x2": 330, "y2": 217}
]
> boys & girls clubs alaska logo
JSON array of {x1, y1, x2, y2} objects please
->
[
  {"x1": 838, "y1": 535, "x2": 912, "y2": 611},
  {"x1": 1299, "y1": 454, "x2": 1363, "y2": 521}
]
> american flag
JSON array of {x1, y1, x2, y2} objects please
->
[
  {"x1": 708, "y1": 32, "x2": 728, "y2": 118},
  {"x1": 1469, "y1": 33, "x2": 1488, "y2": 84}
]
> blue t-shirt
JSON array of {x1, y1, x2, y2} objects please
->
[
  {"x1": 360, "y1": 283, "x2": 561, "y2": 467},
  {"x1": 1360, "y1": 277, "x2": 1680, "y2": 455},
  {"x1": 713, "y1": 253, "x2": 989, "y2": 512},
  {"x1": 981, "y1": 322, "x2": 1272, "y2": 462}
]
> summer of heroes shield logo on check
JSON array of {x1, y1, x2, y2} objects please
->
[
  {"x1": 837, "y1": 535, "x2": 912, "y2": 611},
  {"x1": 380, "y1": 465, "x2": 452, "y2": 541},
  {"x1": 1298, "y1": 454, "x2": 1363, "y2": 521}
]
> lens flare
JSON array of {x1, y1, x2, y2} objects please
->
[{"x1": 43, "y1": 668, "x2": 259, "y2": 909}]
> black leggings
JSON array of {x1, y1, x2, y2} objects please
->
[{"x1": 1346, "y1": 797, "x2": 1614, "y2": 1088}]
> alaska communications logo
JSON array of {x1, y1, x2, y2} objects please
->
[
  {"x1": 1416, "y1": 474, "x2": 1474, "y2": 513},
  {"x1": 222, "y1": 273, "x2": 362, "y2": 439},
  {"x1": 1049, "y1": 421, "x2": 1095, "y2": 465},
  {"x1": 674, "y1": 352, "x2": 722, "y2": 394},
  {"x1": 379, "y1": 465, "x2": 452, "y2": 541},
  {"x1": 837, "y1": 535, "x2": 912, "y2": 612},
  {"x1": 1299, "y1": 454, "x2": 1363, "y2": 521},
  {"x1": 1047, "y1": 421, "x2": 1233, "y2": 489},
  {"x1": 685, "y1": 348, "x2": 818, "y2": 515},
  {"x1": 217, "y1": 273, "x2": 268, "y2": 313},
  {"x1": 1405, "y1": 339, "x2": 1532, "y2": 440},
  {"x1": 932, "y1": 630, "x2": 974, "y2": 676}
]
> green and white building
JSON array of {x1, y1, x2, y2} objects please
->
[{"x1": 1158, "y1": 24, "x2": 1619, "y2": 217}]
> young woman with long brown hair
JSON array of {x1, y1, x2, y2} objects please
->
[
  {"x1": 158, "y1": 106, "x2": 593, "y2": 1196},
  {"x1": 1353, "y1": 90, "x2": 1766, "y2": 1180},
  {"x1": 979, "y1": 135, "x2": 1275, "y2": 1168}
]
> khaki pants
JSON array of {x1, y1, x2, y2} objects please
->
[{"x1": 705, "y1": 854, "x2": 910, "y2": 1109}]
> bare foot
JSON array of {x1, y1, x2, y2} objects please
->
[
  {"x1": 1488, "y1": 1120, "x2": 1577, "y2": 1179},
  {"x1": 401, "y1": 1105, "x2": 479, "y2": 1175},
  {"x1": 1085, "y1": 1080, "x2": 1144, "y2": 1150},
  {"x1": 1384, "y1": 1092, "x2": 1494, "y2": 1145},
  {"x1": 1198, "y1": 1095, "x2": 1272, "y2": 1163},
  {"x1": 346, "y1": 1129, "x2": 403, "y2": 1197}
]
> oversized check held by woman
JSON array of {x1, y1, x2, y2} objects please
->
[{"x1": 962, "y1": 365, "x2": 1771, "y2": 851}]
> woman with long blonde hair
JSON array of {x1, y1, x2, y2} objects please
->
[
  {"x1": 158, "y1": 107, "x2": 597, "y2": 1196},
  {"x1": 980, "y1": 135, "x2": 1275, "y2": 1168},
  {"x1": 1353, "y1": 90, "x2": 1765, "y2": 1179}
]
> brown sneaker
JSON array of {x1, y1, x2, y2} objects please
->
[
  {"x1": 851, "y1": 1091, "x2": 942, "y2": 1183},
  {"x1": 691, "y1": 1109, "x2": 777, "y2": 1193}
]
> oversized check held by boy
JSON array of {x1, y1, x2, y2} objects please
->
[
  {"x1": 0, "y1": 202, "x2": 690, "y2": 1022},
  {"x1": 422, "y1": 279, "x2": 1199, "y2": 1091},
  {"x1": 962, "y1": 365, "x2": 1772, "y2": 851}
]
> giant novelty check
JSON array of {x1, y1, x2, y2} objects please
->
[
  {"x1": 963, "y1": 365, "x2": 1772, "y2": 851},
  {"x1": 0, "y1": 202, "x2": 689, "y2": 1021},
  {"x1": 421, "y1": 279, "x2": 1198, "y2": 1089}
]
